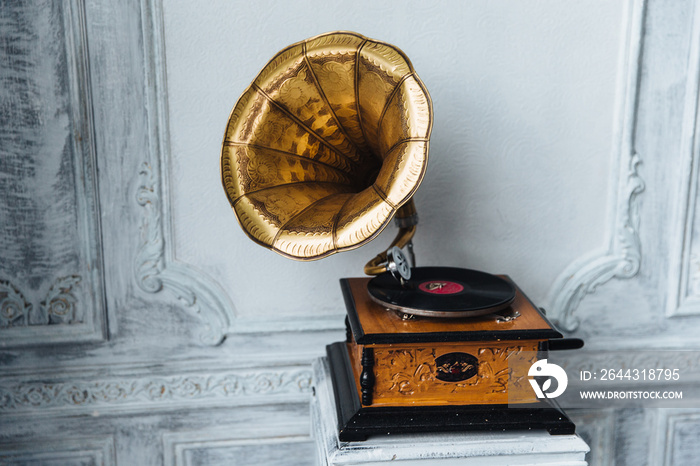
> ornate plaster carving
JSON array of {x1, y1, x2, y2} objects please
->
[
  {"x1": 0, "y1": 280, "x2": 31, "y2": 328},
  {"x1": 548, "y1": 0, "x2": 646, "y2": 331},
  {"x1": 133, "y1": 0, "x2": 237, "y2": 346},
  {"x1": 0, "y1": 276, "x2": 82, "y2": 328},
  {"x1": 40, "y1": 275, "x2": 82, "y2": 325},
  {"x1": 0, "y1": 365, "x2": 312, "y2": 416},
  {"x1": 135, "y1": 163, "x2": 234, "y2": 346},
  {"x1": 134, "y1": 0, "x2": 344, "y2": 341}
]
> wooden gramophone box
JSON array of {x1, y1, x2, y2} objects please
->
[{"x1": 326, "y1": 277, "x2": 579, "y2": 441}]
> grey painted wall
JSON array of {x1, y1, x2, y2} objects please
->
[{"x1": 1, "y1": 0, "x2": 699, "y2": 464}]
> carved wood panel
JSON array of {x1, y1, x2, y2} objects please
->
[{"x1": 348, "y1": 340, "x2": 539, "y2": 406}]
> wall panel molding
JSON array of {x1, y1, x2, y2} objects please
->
[
  {"x1": 0, "y1": 0, "x2": 106, "y2": 347},
  {"x1": 163, "y1": 425, "x2": 312, "y2": 466},
  {"x1": 654, "y1": 410, "x2": 700, "y2": 466},
  {"x1": 133, "y1": 0, "x2": 236, "y2": 346},
  {"x1": 547, "y1": 0, "x2": 646, "y2": 332},
  {"x1": 135, "y1": 161, "x2": 234, "y2": 345},
  {"x1": 0, "y1": 363, "x2": 312, "y2": 417},
  {"x1": 0, "y1": 436, "x2": 115, "y2": 466},
  {"x1": 133, "y1": 0, "x2": 344, "y2": 344},
  {"x1": 667, "y1": 0, "x2": 700, "y2": 318},
  {"x1": 561, "y1": 410, "x2": 615, "y2": 466}
]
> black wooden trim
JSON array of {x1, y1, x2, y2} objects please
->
[
  {"x1": 340, "y1": 279, "x2": 365, "y2": 342},
  {"x1": 344, "y1": 315, "x2": 352, "y2": 343},
  {"x1": 360, "y1": 347, "x2": 374, "y2": 405},
  {"x1": 327, "y1": 342, "x2": 362, "y2": 439},
  {"x1": 355, "y1": 328, "x2": 563, "y2": 345},
  {"x1": 538, "y1": 340, "x2": 549, "y2": 360},
  {"x1": 548, "y1": 338, "x2": 585, "y2": 351},
  {"x1": 326, "y1": 342, "x2": 576, "y2": 442}
]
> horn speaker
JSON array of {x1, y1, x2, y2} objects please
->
[{"x1": 221, "y1": 31, "x2": 432, "y2": 271}]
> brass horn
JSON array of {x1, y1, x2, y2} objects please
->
[{"x1": 221, "y1": 31, "x2": 432, "y2": 274}]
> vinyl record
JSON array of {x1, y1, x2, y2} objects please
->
[{"x1": 367, "y1": 266, "x2": 516, "y2": 318}]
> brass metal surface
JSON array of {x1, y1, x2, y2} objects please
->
[{"x1": 221, "y1": 31, "x2": 433, "y2": 260}]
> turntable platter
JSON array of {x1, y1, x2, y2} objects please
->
[{"x1": 367, "y1": 267, "x2": 516, "y2": 318}]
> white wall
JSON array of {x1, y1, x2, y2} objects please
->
[{"x1": 163, "y1": 0, "x2": 623, "y2": 320}]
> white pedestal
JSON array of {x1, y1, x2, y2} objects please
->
[{"x1": 312, "y1": 356, "x2": 589, "y2": 465}]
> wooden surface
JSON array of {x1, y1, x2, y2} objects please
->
[
  {"x1": 313, "y1": 357, "x2": 590, "y2": 465},
  {"x1": 348, "y1": 340, "x2": 541, "y2": 406},
  {"x1": 343, "y1": 276, "x2": 556, "y2": 407},
  {"x1": 345, "y1": 277, "x2": 556, "y2": 340}
]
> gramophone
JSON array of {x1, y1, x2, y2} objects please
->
[{"x1": 221, "y1": 31, "x2": 582, "y2": 441}]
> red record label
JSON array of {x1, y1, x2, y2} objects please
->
[{"x1": 418, "y1": 280, "x2": 464, "y2": 295}]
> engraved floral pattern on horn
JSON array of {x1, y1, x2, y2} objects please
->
[{"x1": 221, "y1": 32, "x2": 432, "y2": 260}]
